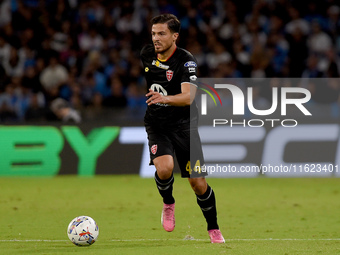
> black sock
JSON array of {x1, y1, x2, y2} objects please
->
[
  {"x1": 154, "y1": 172, "x2": 175, "y2": 204},
  {"x1": 196, "y1": 185, "x2": 219, "y2": 230}
]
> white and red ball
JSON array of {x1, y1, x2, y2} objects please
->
[{"x1": 67, "y1": 216, "x2": 99, "y2": 246}]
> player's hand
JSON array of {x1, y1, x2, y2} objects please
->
[{"x1": 146, "y1": 89, "x2": 167, "y2": 105}]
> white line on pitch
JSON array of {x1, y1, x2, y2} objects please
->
[
  {"x1": 0, "y1": 240, "x2": 67, "y2": 242},
  {"x1": 1, "y1": 238, "x2": 340, "y2": 242},
  {"x1": 111, "y1": 238, "x2": 340, "y2": 242}
]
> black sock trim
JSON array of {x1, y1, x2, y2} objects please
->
[
  {"x1": 197, "y1": 185, "x2": 212, "y2": 201},
  {"x1": 155, "y1": 171, "x2": 175, "y2": 204},
  {"x1": 196, "y1": 185, "x2": 219, "y2": 230},
  {"x1": 155, "y1": 172, "x2": 174, "y2": 185}
]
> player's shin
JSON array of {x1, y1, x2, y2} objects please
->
[
  {"x1": 196, "y1": 185, "x2": 219, "y2": 230},
  {"x1": 154, "y1": 171, "x2": 175, "y2": 204}
]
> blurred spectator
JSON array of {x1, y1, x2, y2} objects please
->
[
  {"x1": 126, "y1": 81, "x2": 147, "y2": 116},
  {"x1": 285, "y1": 7, "x2": 310, "y2": 35},
  {"x1": 304, "y1": 1, "x2": 327, "y2": 29},
  {"x1": 115, "y1": 3, "x2": 143, "y2": 34},
  {"x1": 213, "y1": 61, "x2": 242, "y2": 78},
  {"x1": 2, "y1": 46, "x2": 25, "y2": 77},
  {"x1": 50, "y1": 21, "x2": 71, "y2": 53},
  {"x1": 206, "y1": 42, "x2": 232, "y2": 70},
  {"x1": 287, "y1": 27, "x2": 308, "y2": 77},
  {"x1": 232, "y1": 39, "x2": 250, "y2": 75},
  {"x1": 103, "y1": 48, "x2": 121, "y2": 78},
  {"x1": 50, "y1": 97, "x2": 81, "y2": 123},
  {"x1": 69, "y1": 89, "x2": 83, "y2": 110},
  {"x1": 326, "y1": 5, "x2": 340, "y2": 39},
  {"x1": 302, "y1": 55, "x2": 323, "y2": 78},
  {"x1": 0, "y1": 0, "x2": 12, "y2": 28},
  {"x1": 0, "y1": 83, "x2": 18, "y2": 121},
  {"x1": 21, "y1": 66, "x2": 43, "y2": 94},
  {"x1": 158, "y1": 0, "x2": 178, "y2": 16},
  {"x1": 82, "y1": 50, "x2": 110, "y2": 98},
  {"x1": 266, "y1": 32, "x2": 289, "y2": 75},
  {"x1": 242, "y1": 16, "x2": 267, "y2": 51},
  {"x1": 0, "y1": 64, "x2": 6, "y2": 87},
  {"x1": 197, "y1": 1, "x2": 222, "y2": 33},
  {"x1": 103, "y1": 76, "x2": 127, "y2": 107},
  {"x1": 219, "y1": 14, "x2": 247, "y2": 42},
  {"x1": 186, "y1": 40, "x2": 207, "y2": 73},
  {"x1": 40, "y1": 56, "x2": 69, "y2": 100},
  {"x1": 307, "y1": 20, "x2": 333, "y2": 55},
  {"x1": 0, "y1": 33, "x2": 11, "y2": 63},
  {"x1": 78, "y1": 24, "x2": 104, "y2": 52},
  {"x1": 79, "y1": 66, "x2": 99, "y2": 106},
  {"x1": 250, "y1": 42, "x2": 273, "y2": 78},
  {"x1": 24, "y1": 92, "x2": 46, "y2": 121}
]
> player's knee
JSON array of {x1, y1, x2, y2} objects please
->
[
  {"x1": 156, "y1": 167, "x2": 173, "y2": 179},
  {"x1": 154, "y1": 157, "x2": 174, "y2": 180},
  {"x1": 188, "y1": 178, "x2": 207, "y2": 195}
]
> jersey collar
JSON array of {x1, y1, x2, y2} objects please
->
[{"x1": 157, "y1": 46, "x2": 177, "y2": 62}]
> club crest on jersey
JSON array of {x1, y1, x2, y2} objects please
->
[
  {"x1": 151, "y1": 144, "x2": 157, "y2": 155},
  {"x1": 166, "y1": 70, "x2": 173, "y2": 81},
  {"x1": 152, "y1": 60, "x2": 169, "y2": 70}
]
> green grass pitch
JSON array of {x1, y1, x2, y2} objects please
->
[{"x1": 0, "y1": 176, "x2": 340, "y2": 255}]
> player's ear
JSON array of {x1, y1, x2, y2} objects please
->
[{"x1": 172, "y1": 32, "x2": 179, "y2": 41}]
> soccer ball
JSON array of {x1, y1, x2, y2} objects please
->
[{"x1": 67, "y1": 216, "x2": 99, "y2": 246}]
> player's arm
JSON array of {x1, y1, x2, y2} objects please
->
[{"x1": 146, "y1": 82, "x2": 197, "y2": 106}]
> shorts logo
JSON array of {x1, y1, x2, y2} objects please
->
[
  {"x1": 151, "y1": 144, "x2": 158, "y2": 155},
  {"x1": 166, "y1": 70, "x2": 173, "y2": 81}
]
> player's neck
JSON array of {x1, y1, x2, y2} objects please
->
[{"x1": 157, "y1": 44, "x2": 177, "y2": 62}]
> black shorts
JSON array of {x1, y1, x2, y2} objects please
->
[{"x1": 145, "y1": 124, "x2": 206, "y2": 178}]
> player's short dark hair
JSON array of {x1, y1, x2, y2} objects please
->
[{"x1": 151, "y1": 14, "x2": 180, "y2": 33}]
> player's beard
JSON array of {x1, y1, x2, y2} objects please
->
[{"x1": 154, "y1": 42, "x2": 172, "y2": 54}]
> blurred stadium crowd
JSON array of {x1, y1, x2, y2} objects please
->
[{"x1": 0, "y1": 0, "x2": 339, "y2": 122}]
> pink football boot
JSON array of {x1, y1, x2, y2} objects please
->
[
  {"x1": 161, "y1": 203, "x2": 175, "y2": 232},
  {"x1": 208, "y1": 229, "x2": 225, "y2": 243}
]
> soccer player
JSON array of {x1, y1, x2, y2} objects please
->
[{"x1": 140, "y1": 14, "x2": 225, "y2": 243}]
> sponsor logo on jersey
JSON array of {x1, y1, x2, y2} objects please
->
[
  {"x1": 190, "y1": 75, "x2": 197, "y2": 81},
  {"x1": 150, "y1": 84, "x2": 169, "y2": 107},
  {"x1": 150, "y1": 84, "x2": 168, "y2": 96},
  {"x1": 151, "y1": 144, "x2": 157, "y2": 155},
  {"x1": 152, "y1": 60, "x2": 169, "y2": 70},
  {"x1": 166, "y1": 70, "x2": 173, "y2": 81},
  {"x1": 188, "y1": 67, "x2": 195, "y2": 73},
  {"x1": 184, "y1": 61, "x2": 197, "y2": 67}
]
